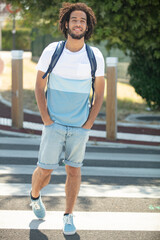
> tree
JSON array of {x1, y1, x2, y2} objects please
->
[
  {"x1": 4, "y1": 0, "x2": 64, "y2": 35},
  {"x1": 128, "y1": 51, "x2": 160, "y2": 109},
  {"x1": 4, "y1": 0, "x2": 160, "y2": 58},
  {"x1": 4, "y1": 0, "x2": 160, "y2": 107},
  {"x1": 93, "y1": 0, "x2": 160, "y2": 59}
]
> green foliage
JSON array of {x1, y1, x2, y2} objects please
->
[
  {"x1": 2, "y1": 29, "x2": 31, "y2": 50},
  {"x1": 92, "y1": 0, "x2": 160, "y2": 59},
  {"x1": 4, "y1": 0, "x2": 160, "y2": 107},
  {"x1": 5, "y1": 0, "x2": 160, "y2": 58},
  {"x1": 5, "y1": 0, "x2": 64, "y2": 36},
  {"x1": 128, "y1": 52, "x2": 160, "y2": 108}
]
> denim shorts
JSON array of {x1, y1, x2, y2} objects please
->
[{"x1": 37, "y1": 122, "x2": 90, "y2": 169}]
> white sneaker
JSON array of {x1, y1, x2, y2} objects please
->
[
  {"x1": 63, "y1": 214, "x2": 76, "y2": 235},
  {"x1": 30, "y1": 193, "x2": 46, "y2": 219}
]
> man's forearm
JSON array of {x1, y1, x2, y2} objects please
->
[
  {"x1": 35, "y1": 88, "x2": 52, "y2": 125},
  {"x1": 83, "y1": 94, "x2": 104, "y2": 129}
]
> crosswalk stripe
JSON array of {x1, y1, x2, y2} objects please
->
[
  {"x1": 0, "y1": 137, "x2": 41, "y2": 145},
  {"x1": 0, "y1": 183, "x2": 159, "y2": 198},
  {"x1": 0, "y1": 210, "x2": 160, "y2": 231},
  {"x1": 0, "y1": 136, "x2": 160, "y2": 235},
  {"x1": 90, "y1": 130, "x2": 160, "y2": 142},
  {"x1": 0, "y1": 149, "x2": 38, "y2": 158},
  {"x1": 1, "y1": 117, "x2": 160, "y2": 143},
  {"x1": 1, "y1": 136, "x2": 160, "y2": 151},
  {"x1": 0, "y1": 164, "x2": 160, "y2": 178},
  {"x1": 0, "y1": 149, "x2": 160, "y2": 162}
]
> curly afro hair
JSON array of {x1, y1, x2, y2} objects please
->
[{"x1": 59, "y1": 2, "x2": 97, "y2": 40}]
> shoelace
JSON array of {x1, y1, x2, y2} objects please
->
[
  {"x1": 30, "y1": 201, "x2": 40, "y2": 210},
  {"x1": 64, "y1": 214, "x2": 74, "y2": 225}
]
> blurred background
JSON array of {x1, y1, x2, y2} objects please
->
[{"x1": 0, "y1": 0, "x2": 160, "y2": 123}]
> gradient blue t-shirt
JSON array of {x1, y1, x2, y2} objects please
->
[{"x1": 36, "y1": 42, "x2": 104, "y2": 127}]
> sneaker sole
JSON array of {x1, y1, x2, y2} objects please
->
[
  {"x1": 37, "y1": 214, "x2": 46, "y2": 220},
  {"x1": 63, "y1": 230, "x2": 76, "y2": 235},
  {"x1": 33, "y1": 210, "x2": 46, "y2": 219}
]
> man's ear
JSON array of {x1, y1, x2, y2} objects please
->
[{"x1": 65, "y1": 22, "x2": 68, "y2": 29}]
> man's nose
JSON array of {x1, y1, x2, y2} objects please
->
[{"x1": 76, "y1": 21, "x2": 81, "y2": 26}]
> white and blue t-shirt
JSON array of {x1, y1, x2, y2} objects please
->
[{"x1": 36, "y1": 42, "x2": 105, "y2": 127}]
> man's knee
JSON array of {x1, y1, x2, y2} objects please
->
[
  {"x1": 66, "y1": 165, "x2": 81, "y2": 178},
  {"x1": 37, "y1": 167, "x2": 53, "y2": 178}
]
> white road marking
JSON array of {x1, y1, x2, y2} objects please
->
[
  {"x1": 0, "y1": 149, "x2": 160, "y2": 162},
  {"x1": 0, "y1": 183, "x2": 159, "y2": 198},
  {"x1": 0, "y1": 149, "x2": 38, "y2": 158},
  {"x1": 0, "y1": 124, "x2": 159, "y2": 142},
  {"x1": 0, "y1": 164, "x2": 160, "y2": 178},
  {"x1": 0, "y1": 137, "x2": 41, "y2": 145},
  {"x1": 90, "y1": 130, "x2": 160, "y2": 142},
  {"x1": 0, "y1": 210, "x2": 160, "y2": 231}
]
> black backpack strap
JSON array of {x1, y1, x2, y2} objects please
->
[
  {"x1": 86, "y1": 44, "x2": 97, "y2": 107},
  {"x1": 42, "y1": 40, "x2": 66, "y2": 79}
]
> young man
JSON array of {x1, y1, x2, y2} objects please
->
[{"x1": 30, "y1": 2, "x2": 105, "y2": 235}]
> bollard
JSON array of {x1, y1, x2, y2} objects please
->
[
  {"x1": 0, "y1": 57, "x2": 4, "y2": 74},
  {"x1": 11, "y1": 50, "x2": 23, "y2": 128},
  {"x1": 106, "y1": 57, "x2": 118, "y2": 140}
]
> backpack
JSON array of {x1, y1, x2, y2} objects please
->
[{"x1": 42, "y1": 40, "x2": 97, "y2": 107}]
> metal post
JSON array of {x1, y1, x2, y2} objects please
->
[
  {"x1": 106, "y1": 57, "x2": 118, "y2": 140},
  {"x1": 11, "y1": 50, "x2": 23, "y2": 128}
]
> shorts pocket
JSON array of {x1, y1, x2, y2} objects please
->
[
  {"x1": 45, "y1": 122, "x2": 55, "y2": 128},
  {"x1": 81, "y1": 127, "x2": 90, "y2": 131}
]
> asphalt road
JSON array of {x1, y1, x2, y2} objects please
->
[{"x1": 0, "y1": 135, "x2": 160, "y2": 240}]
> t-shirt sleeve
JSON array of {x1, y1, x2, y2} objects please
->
[
  {"x1": 92, "y1": 47, "x2": 105, "y2": 77},
  {"x1": 36, "y1": 42, "x2": 58, "y2": 73}
]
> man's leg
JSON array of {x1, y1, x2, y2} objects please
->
[
  {"x1": 63, "y1": 165, "x2": 81, "y2": 235},
  {"x1": 30, "y1": 123, "x2": 65, "y2": 219},
  {"x1": 63, "y1": 127, "x2": 89, "y2": 235},
  {"x1": 30, "y1": 167, "x2": 53, "y2": 219},
  {"x1": 31, "y1": 167, "x2": 53, "y2": 198},
  {"x1": 65, "y1": 165, "x2": 81, "y2": 214}
]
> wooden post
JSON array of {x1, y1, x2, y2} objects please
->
[
  {"x1": 11, "y1": 50, "x2": 23, "y2": 128},
  {"x1": 106, "y1": 57, "x2": 118, "y2": 140}
]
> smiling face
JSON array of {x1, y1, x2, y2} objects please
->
[{"x1": 66, "y1": 10, "x2": 88, "y2": 40}]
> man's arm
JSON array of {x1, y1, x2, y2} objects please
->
[
  {"x1": 82, "y1": 76, "x2": 105, "y2": 129},
  {"x1": 35, "y1": 70, "x2": 54, "y2": 126}
]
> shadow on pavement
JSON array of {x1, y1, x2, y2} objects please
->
[
  {"x1": 29, "y1": 219, "x2": 81, "y2": 239},
  {"x1": 63, "y1": 233, "x2": 80, "y2": 239},
  {"x1": 29, "y1": 219, "x2": 48, "y2": 240}
]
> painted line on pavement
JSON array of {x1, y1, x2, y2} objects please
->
[
  {"x1": 0, "y1": 137, "x2": 41, "y2": 145},
  {"x1": 0, "y1": 149, "x2": 160, "y2": 162},
  {"x1": 1, "y1": 137, "x2": 160, "y2": 150},
  {"x1": 0, "y1": 183, "x2": 159, "y2": 198},
  {"x1": 90, "y1": 130, "x2": 160, "y2": 143},
  {"x1": 0, "y1": 210, "x2": 160, "y2": 231},
  {"x1": 0, "y1": 118, "x2": 160, "y2": 142},
  {"x1": 0, "y1": 165, "x2": 160, "y2": 178}
]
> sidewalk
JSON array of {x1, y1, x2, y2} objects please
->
[{"x1": 0, "y1": 98, "x2": 160, "y2": 147}]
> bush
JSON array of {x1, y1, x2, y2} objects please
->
[
  {"x1": 2, "y1": 29, "x2": 31, "y2": 51},
  {"x1": 128, "y1": 52, "x2": 160, "y2": 109}
]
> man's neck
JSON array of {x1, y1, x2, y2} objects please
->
[{"x1": 65, "y1": 37, "x2": 85, "y2": 52}]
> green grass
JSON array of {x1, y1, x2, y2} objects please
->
[{"x1": 100, "y1": 97, "x2": 148, "y2": 121}]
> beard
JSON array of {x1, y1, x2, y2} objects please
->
[{"x1": 68, "y1": 27, "x2": 86, "y2": 40}]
